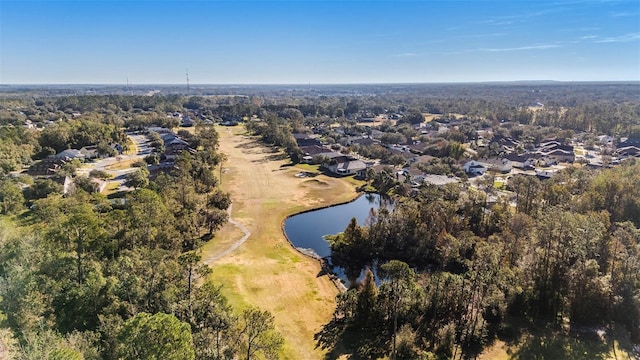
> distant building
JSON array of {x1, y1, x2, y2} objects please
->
[{"x1": 51, "y1": 149, "x2": 85, "y2": 160}]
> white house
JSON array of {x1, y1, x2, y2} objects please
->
[
  {"x1": 478, "y1": 158, "x2": 512, "y2": 173},
  {"x1": 463, "y1": 160, "x2": 487, "y2": 176}
]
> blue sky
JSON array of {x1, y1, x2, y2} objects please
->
[{"x1": 1, "y1": 0, "x2": 639, "y2": 84}]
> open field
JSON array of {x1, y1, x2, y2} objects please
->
[{"x1": 202, "y1": 125, "x2": 360, "y2": 359}]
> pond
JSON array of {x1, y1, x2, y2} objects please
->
[{"x1": 284, "y1": 193, "x2": 388, "y2": 284}]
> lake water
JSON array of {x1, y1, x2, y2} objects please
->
[{"x1": 284, "y1": 193, "x2": 384, "y2": 259}]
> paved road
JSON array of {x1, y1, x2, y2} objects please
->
[{"x1": 76, "y1": 133, "x2": 151, "y2": 192}]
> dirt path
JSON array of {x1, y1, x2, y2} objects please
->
[
  {"x1": 201, "y1": 204, "x2": 251, "y2": 263},
  {"x1": 202, "y1": 126, "x2": 360, "y2": 359}
]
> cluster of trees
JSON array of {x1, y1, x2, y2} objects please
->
[
  {"x1": 245, "y1": 115, "x2": 302, "y2": 163},
  {"x1": 321, "y1": 161, "x2": 640, "y2": 358},
  {"x1": 0, "y1": 126, "x2": 284, "y2": 359},
  {"x1": 0, "y1": 114, "x2": 127, "y2": 177},
  {"x1": 37, "y1": 115, "x2": 127, "y2": 157},
  {"x1": 0, "y1": 126, "x2": 38, "y2": 175}
]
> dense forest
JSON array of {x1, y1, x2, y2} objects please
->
[
  {"x1": 319, "y1": 162, "x2": 640, "y2": 358},
  {"x1": 1, "y1": 83, "x2": 639, "y2": 358}
]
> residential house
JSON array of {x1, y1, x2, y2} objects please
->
[
  {"x1": 24, "y1": 120, "x2": 37, "y2": 130},
  {"x1": 51, "y1": 149, "x2": 85, "y2": 160},
  {"x1": 489, "y1": 135, "x2": 521, "y2": 153},
  {"x1": 80, "y1": 146, "x2": 99, "y2": 159},
  {"x1": 537, "y1": 141, "x2": 575, "y2": 163},
  {"x1": 535, "y1": 155, "x2": 557, "y2": 167},
  {"x1": 463, "y1": 160, "x2": 487, "y2": 176},
  {"x1": 164, "y1": 137, "x2": 194, "y2": 161},
  {"x1": 388, "y1": 148, "x2": 418, "y2": 165},
  {"x1": 616, "y1": 146, "x2": 640, "y2": 159},
  {"x1": 407, "y1": 142, "x2": 429, "y2": 154},
  {"x1": 181, "y1": 116, "x2": 195, "y2": 127},
  {"x1": 299, "y1": 145, "x2": 338, "y2": 164},
  {"x1": 27, "y1": 158, "x2": 67, "y2": 177},
  {"x1": 401, "y1": 167, "x2": 426, "y2": 186},
  {"x1": 350, "y1": 137, "x2": 377, "y2": 147},
  {"x1": 293, "y1": 133, "x2": 322, "y2": 147},
  {"x1": 356, "y1": 163, "x2": 389, "y2": 180},
  {"x1": 477, "y1": 158, "x2": 512, "y2": 173},
  {"x1": 322, "y1": 156, "x2": 367, "y2": 176},
  {"x1": 597, "y1": 135, "x2": 614, "y2": 146},
  {"x1": 541, "y1": 148, "x2": 575, "y2": 163},
  {"x1": 412, "y1": 155, "x2": 436, "y2": 166},
  {"x1": 535, "y1": 170, "x2": 556, "y2": 180},
  {"x1": 52, "y1": 176, "x2": 74, "y2": 194},
  {"x1": 618, "y1": 138, "x2": 640, "y2": 148},
  {"x1": 504, "y1": 153, "x2": 535, "y2": 169},
  {"x1": 148, "y1": 126, "x2": 173, "y2": 134},
  {"x1": 220, "y1": 120, "x2": 239, "y2": 126},
  {"x1": 423, "y1": 174, "x2": 461, "y2": 186},
  {"x1": 156, "y1": 131, "x2": 196, "y2": 161}
]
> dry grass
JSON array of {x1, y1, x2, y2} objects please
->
[
  {"x1": 101, "y1": 182, "x2": 120, "y2": 195},
  {"x1": 104, "y1": 158, "x2": 138, "y2": 171},
  {"x1": 423, "y1": 112, "x2": 465, "y2": 122},
  {"x1": 203, "y1": 125, "x2": 360, "y2": 359}
]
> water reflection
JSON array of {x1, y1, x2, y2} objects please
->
[{"x1": 284, "y1": 193, "x2": 389, "y2": 286}]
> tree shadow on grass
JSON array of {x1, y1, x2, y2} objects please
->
[
  {"x1": 234, "y1": 140, "x2": 262, "y2": 149},
  {"x1": 315, "y1": 317, "x2": 388, "y2": 360},
  {"x1": 509, "y1": 328, "x2": 614, "y2": 360},
  {"x1": 251, "y1": 153, "x2": 289, "y2": 163}
]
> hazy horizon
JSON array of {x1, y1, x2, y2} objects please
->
[
  {"x1": 2, "y1": 80, "x2": 640, "y2": 87},
  {"x1": 2, "y1": 0, "x2": 639, "y2": 84}
]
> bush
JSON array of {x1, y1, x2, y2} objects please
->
[{"x1": 89, "y1": 169, "x2": 112, "y2": 180}]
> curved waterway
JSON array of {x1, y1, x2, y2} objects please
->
[{"x1": 284, "y1": 193, "x2": 385, "y2": 261}]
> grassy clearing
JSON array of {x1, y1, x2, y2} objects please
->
[
  {"x1": 101, "y1": 182, "x2": 120, "y2": 195},
  {"x1": 202, "y1": 125, "x2": 360, "y2": 359},
  {"x1": 104, "y1": 158, "x2": 138, "y2": 171},
  {"x1": 423, "y1": 112, "x2": 465, "y2": 122},
  {"x1": 423, "y1": 113, "x2": 439, "y2": 122}
]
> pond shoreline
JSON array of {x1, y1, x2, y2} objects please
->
[{"x1": 281, "y1": 191, "x2": 384, "y2": 292}]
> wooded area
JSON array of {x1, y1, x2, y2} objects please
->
[{"x1": 320, "y1": 162, "x2": 640, "y2": 358}]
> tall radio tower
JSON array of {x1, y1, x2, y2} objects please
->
[
  {"x1": 126, "y1": 77, "x2": 133, "y2": 96},
  {"x1": 186, "y1": 69, "x2": 190, "y2": 96}
]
